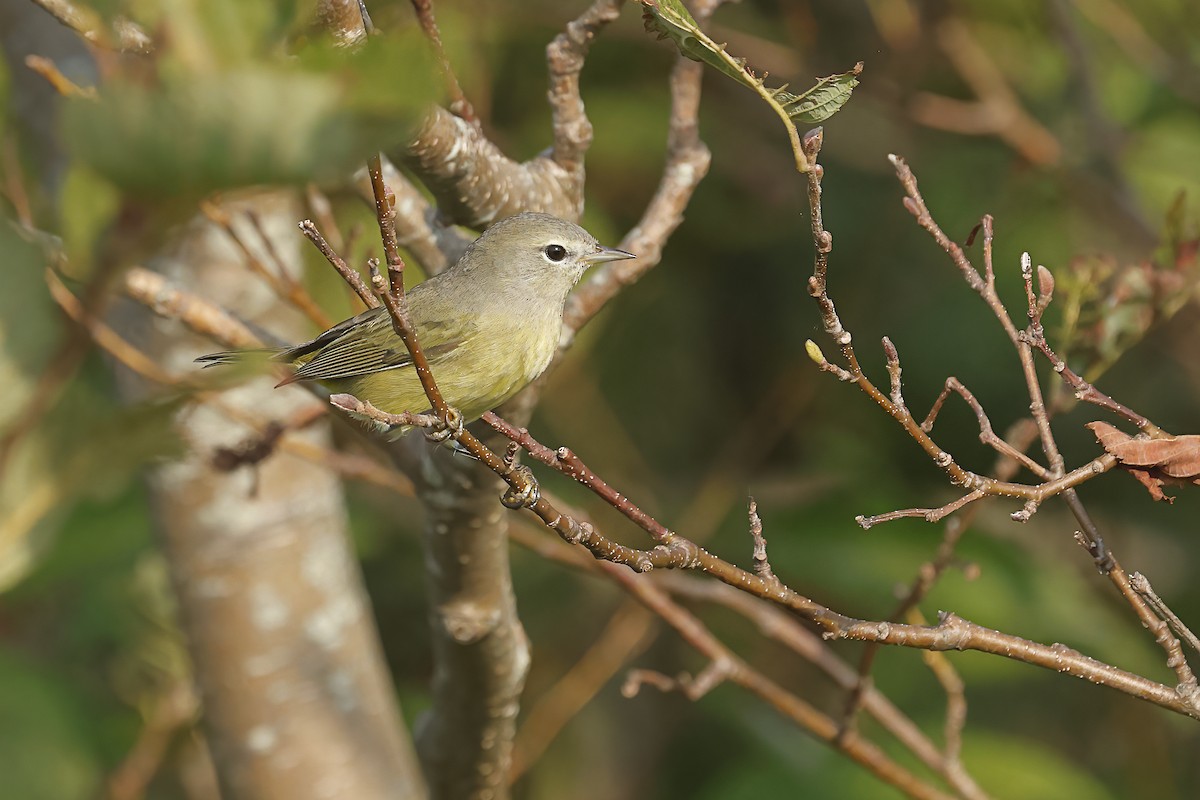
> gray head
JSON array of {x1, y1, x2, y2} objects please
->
[{"x1": 454, "y1": 212, "x2": 634, "y2": 297}]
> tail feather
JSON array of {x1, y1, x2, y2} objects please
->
[
  {"x1": 195, "y1": 351, "x2": 241, "y2": 367},
  {"x1": 194, "y1": 349, "x2": 278, "y2": 368}
]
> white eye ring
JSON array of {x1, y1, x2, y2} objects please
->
[{"x1": 543, "y1": 243, "x2": 568, "y2": 263}]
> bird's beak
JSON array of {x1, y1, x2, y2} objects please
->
[{"x1": 583, "y1": 246, "x2": 636, "y2": 265}]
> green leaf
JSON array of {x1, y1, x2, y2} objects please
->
[
  {"x1": 641, "y1": 0, "x2": 758, "y2": 90},
  {"x1": 640, "y1": 1, "x2": 860, "y2": 123},
  {"x1": 639, "y1": 0, "x2": 860, "y2": 170},
  {"x1": 772, "y1": 63, "x2": 863, "y2": 124}
]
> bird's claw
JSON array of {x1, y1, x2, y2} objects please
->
[
  {"x1": 425, "y1": 406, "x2": 465, "y2": 443},
  {"x1": 501, "y1": 465, "x2": 540, "y2": 509}
]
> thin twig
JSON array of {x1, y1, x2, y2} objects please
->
[
  {"x1": 906, "y1": 610, "x2": 968, "y2": 769},
  {"x1": 510, "y1": 602, "x2": 657, "y2": 782},
  {"x1": 1130, "y1": 572, "x2": 1200, "y2": 656},
  {"x1": 201, "y1": 201, "x2": 332, "y2": 328},
  {"x1": 746, "y1": 499, "x2": 778, "y2": 585},
  {"x1": 120, "y1": 235, "x2": 1200, "y2": 723},
  {"x1": 922, "y1": 378, "x2": 1049, "y2": 479},
  {"x1": 298, "y1": 219, "x2": 378, "y2": 309},
  {"x1": 563, "y1": 30, "x2": 712, "y2": 337},
  {"x1": 410, "y1": 0, "x2": 475, "y2": 121},
  {"x1": 507, "y1": 525, "x2": 957, "y2": 800},
  {"x1": 1021, "y1": 257, "x2": 1166, "y2": 437},
  {"x1": 659, "y1": 572, "x2": 990, "y2": 800}
]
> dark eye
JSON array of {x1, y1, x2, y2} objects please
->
[{"x1": 543, "y1": 244, "x2": 567, "y2": 262}]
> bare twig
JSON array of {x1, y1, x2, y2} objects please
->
[
  {"x1": 47, "y1": 268, "x2": 182, "y2": 386},
  {"x1": 909, "y1": 17, "x2": 1060, "y2": 165},
  {"x1": 202, "y1": 201, "x2": 332, "y2": 328},
  {"x1": 746, "y1": 499, "x2": 778, "y2": 585},
  {"x1": 1130, "y1": 572, "x2": 1200, "y2": 656},
  {"x1": 563, "y1": 28, "x2": 712, "y2": 337},
  {"x1": 25, "y1": 54, "x2": 97, "y2": 98},
  {"x1": 1099, "y1": 552, "x2": 1198, "y2": 694},
  {"x1": 122, "y1": 266, "x2": 261, "y2": 349},
  {"x1": 510, "y1": 601, "x2": 657, "y2": 782},
  {"x1": 476, "y1": 415, "x2": 1200, "y2": 719},
  {"x1": 328, "y1": 393, "x2": 441, "y2": 430},
  {"x1": 659, "y1": 573, "x2": 989, "y2": 800},
  {"x1": 410, "y1": 0, "x2": 475, "y2": 121},
  {"x1": 298, "y1": 219, "x2": 379, "y2": 309},
  {"x1": 907, "y1": 610, "x2": 969, "y2": 769},
  {"x1": 888, "y1": 156, "x2": 1197, "y2": 695},
  {"x1": 1020, "y1": 257, "x2": 1166, "y2": 437},
  {"x1": 922, "y1": 377, "x2": 1049, "y2": 479}
]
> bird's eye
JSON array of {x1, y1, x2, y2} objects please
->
[{"x1": 543, "y1": 244, "x2": 568, "y2": 263}]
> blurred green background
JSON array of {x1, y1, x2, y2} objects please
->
[{"x1": 2, "y1": 0, "x2": 1199, "y2": 798}]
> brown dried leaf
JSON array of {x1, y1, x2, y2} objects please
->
[
  {"x1": 1087, "y1": 421, "x2": 1200, "y2": 502},
  {"x1": 1124, "y1": 467, "x2": 1173, "y2": 503},
  {"x1": 1087, "y1": 422, "x2": 1200, "y2": 478}
]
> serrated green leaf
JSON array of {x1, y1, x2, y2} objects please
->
[
  {"x1": 640, "y1": 0, "x2": 861, "y2": 170},
  {"x1": 774, "y1": 62, "x2": 863, "y2": 123},
  {"x1": 641, "y1": 0, "x2": 758, "y2": 90}
]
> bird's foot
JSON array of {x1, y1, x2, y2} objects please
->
[
  {"x1": 501, "y1": 465, "x2": 540, "y2": 509},
  {"x1": 425, "y1": 406, "x2": 465, "y2": 443}
]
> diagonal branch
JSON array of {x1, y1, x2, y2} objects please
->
[
  {"x1": 400, "y1": 0, "x2": 623, "y2": 229},
  {"x1": 563, "y1": 26, "x2": 712, "y2": 337}
]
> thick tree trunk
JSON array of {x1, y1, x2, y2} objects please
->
[{"x1": 121, "y1": 192, "x2": 426, "y2": 800}]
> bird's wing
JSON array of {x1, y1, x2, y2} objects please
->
[{"x1": 283, "y1": 305, "x2": 475, "y2": 384}]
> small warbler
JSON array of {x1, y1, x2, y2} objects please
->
[{"x1": 198, "y1": 212, "x2": 633, "y2": 437}]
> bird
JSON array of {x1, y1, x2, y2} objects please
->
[{"x1": 197, "y1": 212, "x2": 634, "y2": 438}]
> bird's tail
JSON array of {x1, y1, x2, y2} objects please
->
[{"x1": 194, "y1": 349, "x2": 280, "y2": 368}]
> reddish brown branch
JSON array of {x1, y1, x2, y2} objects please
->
[
  {"x1": 364, "y1": 154, "x2": 452, "y2": 423},
  {"x1": 508, "y1": 525, "x2": 958, "y2": 800},
  {"x1": 474, "y1": 415, "x2": 1199, "y2": 720},
  {"x1": 922, "y1": 376, "x2": 1049, "y2": 479}
]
